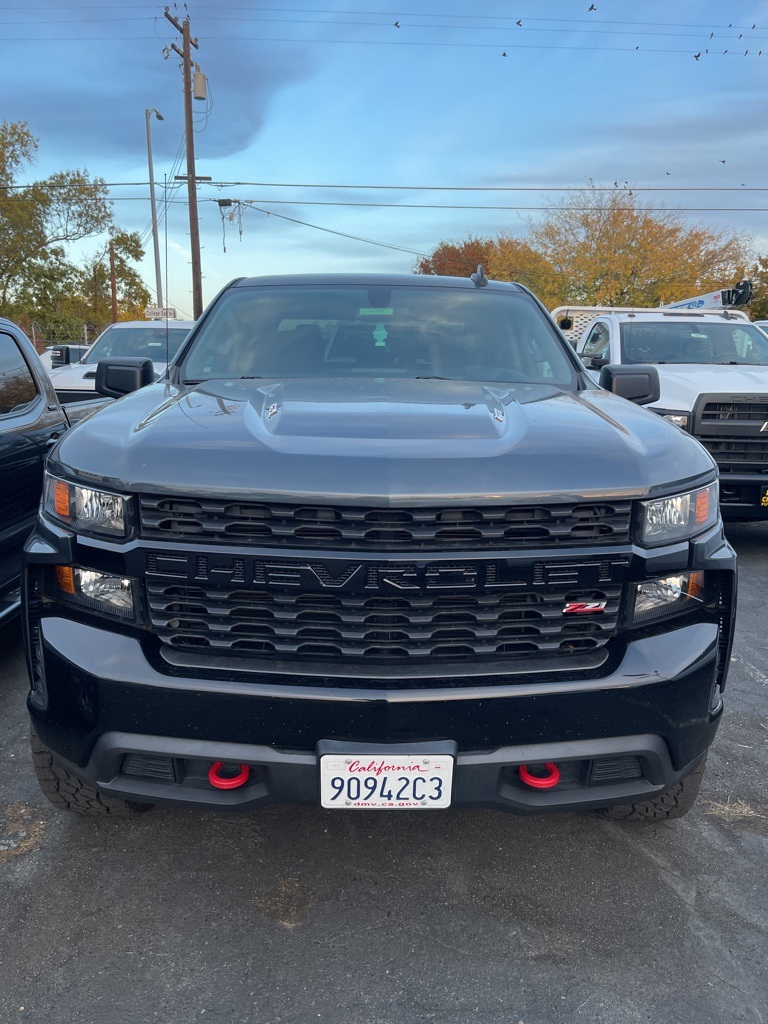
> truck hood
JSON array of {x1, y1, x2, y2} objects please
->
[
  {"x1": 53, "y1": 378, "x2": 714, "y2": 502},
  {"x1": 651, "y1": 364, "x2": 768, "y2": 412}
]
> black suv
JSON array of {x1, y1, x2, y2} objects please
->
[{"x1": 23, "y1": 274, "x2": 737, "y2": 821}]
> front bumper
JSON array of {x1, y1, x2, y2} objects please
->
[{"x1": 29, "y1": 614, "x2": 725, "y2": 814}]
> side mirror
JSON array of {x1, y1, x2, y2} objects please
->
[
  {"x1": 50, "y1": 346, "x2": 71, "y2": 368},
  {"x1": 95, "y1": 357, "x2": 155, "y2": 399},
  {"x1": 599, "y1": 363, "x2": 660, "y2": 406}
]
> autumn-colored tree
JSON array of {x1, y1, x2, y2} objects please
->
[
  {"x1": 485, "y1": 233, "x2": 561, "y2": 308},
  {"x1": 414, "y1": 231, "x2": 562, "y2": 306},
  {"x1": 413, "y1": 234, "x2": 498, "y2": 278},
  {"x1": 528, "y1": 185, "x2": 752, "y2": 307}
]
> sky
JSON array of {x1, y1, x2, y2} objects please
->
[{"x1": 3, "y1": 0, "x2": 768, "y2": 320}]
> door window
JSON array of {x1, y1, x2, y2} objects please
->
[
  {"x1": 581, "y1": 323, "x2": 610, "y2": 364},
  {"x1": 0, "y1": 332, "x2": 38, "y2": 416}
]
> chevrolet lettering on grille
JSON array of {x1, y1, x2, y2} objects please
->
[{"x1": 144, "y1": 551, "x2": 630, "y2": 592}]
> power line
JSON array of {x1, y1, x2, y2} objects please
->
[
  {"x1": 6, "y1": 11, "x2": 763, "y2": 43},
  {"x1": 230, "y1": 202, "x2": 428, "y2": 256},
  {"x1": 213, "y1": 199, "x2": 768, "y2": 213},
  {"x1": 205, "y1": 182, "x2": 768, "y2": 193},
  {"x1": 4, "y1": 180, "x2": 768, "y2": 193},
  {"x1": 2, "y1": 6, "x2": 767, "y2": 34},
  {"x1": 6, "y1": 191, "x2": 767, "y2": 212},
  {"x1": 183, "y1": 8, "x2": 768, "y2": 33},
  {"x1": 0, "y1": 33, "x2": 764, "y2": 57}
]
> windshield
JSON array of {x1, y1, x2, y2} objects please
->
[
  {"x1": 83, "y1": 324, "x2": 190, "y2": 365},
  {"x1": 620, "y1": 320, "x2": 768, "y2": 366},
  {"x1": 182, "y1": 285, "x2": 578, "y2": 387}
]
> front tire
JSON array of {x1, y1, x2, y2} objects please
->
[
  {"x1": 30, "y1": 726, "x2": 153, "y2": 816},
  {"x1": 599, "y1": 754, "x2": 707, "y2": 821}
]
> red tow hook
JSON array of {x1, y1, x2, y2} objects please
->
[
  {"x1": 518, "y1": 762, "x2": 560, "y2": 789},
  {"x1": 208, "y1": 761, "x2": 251, "y2": 790}
]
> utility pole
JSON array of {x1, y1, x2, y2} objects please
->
[
  {"x1": 145, "y1": 108, "x2": 164, "y2": 310},
  {"x1": 164, "y1": 6, "x2": 204, "y2": 319},
  {"x1": 109, "y1": 240, "x2": 118, "y2": 322}
]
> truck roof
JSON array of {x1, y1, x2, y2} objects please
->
[
  {"x1": 550, "y1": 305, "x2": 749, "y2": 343},
  {"x1": 231, "y1": 273, "x2": 526, "y2": 292}
]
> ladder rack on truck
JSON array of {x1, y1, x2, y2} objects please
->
[{"x1": 550, "y1": 305, "x2": 749, "y2": 347}]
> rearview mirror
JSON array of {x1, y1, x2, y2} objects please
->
[
  {"x1": 598, "y1": 364, "x2": 660, "y2": 406},
  {"x1": 95, "y1": 357, "x2": 155, "y2": 399}
]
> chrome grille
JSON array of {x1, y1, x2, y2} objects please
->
[{"x1": 138, "y1": 496, "x2": 632, "y2": 550}]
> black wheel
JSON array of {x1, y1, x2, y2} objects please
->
[
  {"x1": 30, "y1": 726, "x2": 153, "y2": 817},
  {"x1": 599, "y1": 754, "x2": 707, "y2": 822}
]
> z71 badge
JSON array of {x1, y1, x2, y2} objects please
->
[{"x1": 563, "y1": 600, "x2": 607, "y2": 615}]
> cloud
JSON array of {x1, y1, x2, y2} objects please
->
[{"x1": 0, "y1": 5, "x2": 319, "y2": 167}]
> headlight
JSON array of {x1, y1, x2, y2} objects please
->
[
  {"x1": 640, "y1": 482, "x2": 718, "y2": 545},
  {"x1": 630, "y1": 571, "x2": 705, "y2": 625},
  {"x1": 52, "y1": 566, "x2": 138, "y2": 619},
  {"x1": 660, "y1": 412, "x2": 689, "y2": 429},
  {"x1": 43, "y1": 474, "x2": 127, "y2": 537}
]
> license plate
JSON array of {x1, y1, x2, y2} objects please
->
[
  {"x1": 320, "y1": 754, "x2": 453, "y2": 809},
  {"x1": 761, "y1": 485, "x2": 768, "y2": 508}
]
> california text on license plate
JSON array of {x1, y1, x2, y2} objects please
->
[{"x1": 320, "y1": 754, "x2": 454, "y2": 809}]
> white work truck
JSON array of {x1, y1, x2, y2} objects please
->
[{"x1": 568, "y1": 308, "x2": 768, "y2": 520}]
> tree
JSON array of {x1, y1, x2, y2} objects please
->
[
  {"x1": 77, "y1": 231, "x2": 152, "y2": 333},
  {"x1": 0, "y1": 122, "x2": 113, "y2": 309},
  {"x1": 528, "y1": 185, "x2": 752, "y2": 307},
  {"x1": 0, "y1": 120, "x2": 149, "y2": 338},
  {"x1": 414, "y1": 234, "x2": 498, "y2": 278},
  {"x1": 413, "y1": 232, "x2": 562, "y2": 306},
  {"x1": 747, "y1": 256, "x2": 768, "y2": 321},
  {"x1": 485, "y1": 233, "x2": 561, "y2": 308}
]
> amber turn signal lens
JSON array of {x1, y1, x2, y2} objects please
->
[
  {"x1": 694, "y1": 488, "x2": 710, "y2": 525},
  {"x1": 688, "y1": 571, "x2": 704, "y2": 597},
  {"x1": 55, "y1": 565, "x2": 76, "y2": 595},
  {"x1": 53, "y1": 480, "x2": 70, "y2": 518}
]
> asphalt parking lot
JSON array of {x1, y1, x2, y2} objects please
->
[{"x1": 1, "y1": 523, "x2": 766, "y2": 1024}]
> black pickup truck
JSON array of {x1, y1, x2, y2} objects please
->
[
  {"x1": 0, "y1": 318, "x2": 108, "y2": 626},
  {"x1": 0, "y1": 319, "x2": 73, "y2": 624},
  {"x1": 23, "y1": 273, "x2": 737, "y2": 822}
]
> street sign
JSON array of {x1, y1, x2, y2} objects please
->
[{"x1": 145, "y1": 307, "x2": 177, "y2": 319}]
